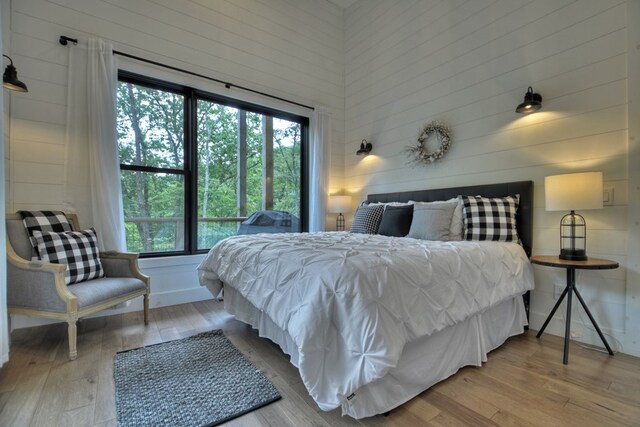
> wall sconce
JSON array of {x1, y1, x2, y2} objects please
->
[
  {"x1": 3, "y1": 55, "x2": 28, "y2": 92},
  {"x1": 356, "y1": 139, "x2": 372, "y2": 155},
  {"x1": 515, "y1": 86, "x2": 541, "y2": 114},
  {"x1": 545, "y1": 172, "x2": 603, "y2": 260}
]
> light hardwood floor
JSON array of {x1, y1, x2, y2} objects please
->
[{"x1": 1, "y1": 300, "x2": 639, "y2": 426}]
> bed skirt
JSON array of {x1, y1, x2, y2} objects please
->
[{"x1": 221, "y1": 285, "x2": 527, "y2": 419}]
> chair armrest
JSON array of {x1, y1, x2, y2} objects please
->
[
  {"x1": 100, "y1": 251, "x2": 150, "y2": 292},
  {"x1": 6, "y1": 241, "x2": 76, "y2": 313}
]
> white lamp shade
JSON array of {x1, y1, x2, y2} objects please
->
[
  {"x1": 545, "y1": 172, "x2": 603, "y2": 211},
  {"x1": 328, "y1": 195, "x2": 351, "y2": 213}
]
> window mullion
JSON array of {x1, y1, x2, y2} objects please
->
[
  {"x1": 262, "y1": 116, "x2": 274, "y2": 210},
  {"x1": 237, "y1": 110, "x2": 247, "y2": 217},
  {"x1": 186, "y1": 90, "x2": 198, "y2": 254}
]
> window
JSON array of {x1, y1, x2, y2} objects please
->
[{"x1": 117, "y1": 72, "x2": 307, "y2": 256}]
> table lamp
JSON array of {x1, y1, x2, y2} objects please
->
[
  {"x1": 545, "y1": 172, "x2": 603, "y2": 261},
  {"x1": 328, "y1": 195, "x2": 351, "y2": 231}
]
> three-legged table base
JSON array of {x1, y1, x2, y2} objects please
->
[{"x1": 536, "y1": 267, "x2": 614, "y2": 364}]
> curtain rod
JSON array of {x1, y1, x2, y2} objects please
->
[{"x1": 58, "y1": 35, "x2": 314, "y2": 111}]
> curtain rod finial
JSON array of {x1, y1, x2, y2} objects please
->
[{"x1": 59, "y1": 36, "x2": 78, "y2": 46}]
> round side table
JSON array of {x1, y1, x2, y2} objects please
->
[{"x1": 530, "y1": 255, "x2": 618, "y2": 364}]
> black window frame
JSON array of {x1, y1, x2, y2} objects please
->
[{"x1": 118, "y1": 70, "x2": 309, "y2": 257}]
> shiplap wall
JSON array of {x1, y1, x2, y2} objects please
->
[
  {"x1": 2, "y1": 0, "x2": 9, "y2": 204},
  {"x1": 8, "y1": 0, "x2": 345, "y2": 212},
  {"x1": 344, "y1": 0, "x2": 638, "y2": 356},
  {"x1": 6, "y1": 0, "x2": 346, "y2": 327},
  {"x1": 1, "y1": 0, "x2": 10, "y2": 365}
]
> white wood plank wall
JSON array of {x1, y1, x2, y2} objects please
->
[
  {"x1": 4, "y1": 0, "x2": 346, "y2": 328},
  {"x1": 344, "y1": 0, "x2": 638, "y2": 355},
  {"x1": 2, "y1": 0, "x2": 11, "y2": 211},
  {"x1": 6, "y1": 0, "x2": 346, "y2": 213}
]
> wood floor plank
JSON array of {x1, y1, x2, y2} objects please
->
[
  {"x1": 29, "y1": 366, "x2": 70, "y2": 427},
  {"x1": 92, "y1": 348, "x2": 118, "y2": 426},
  {"x1": 223, "y1": 412, "x2": 263, "y2": 426},
  {"x1": 420, "y1": 389, "x2": 497, "y2": 426},
  {"x1": 430, "y1": 373, "x2": 500, "y2": 419},
  {"x1": 178, "y1": 303, "x2": 212, "y2": 332},
  {"x1": 543, "y1": 377, "x2": 640, "y2": 425},
  {"x1": 609, "y1": 381, "x2": 640, "y2": 406},
  {"x1": 0, "y1": 324, "x2": 61, "y2": 394},
  {"x1": 65, "y1": 375, "x2": 98, "y2": 411},
  {"x1": 490, "y1": 409, "x2": 540, "y2": 427},
  {"x1": 93, "y1": 419, "x2": 117, "y2": 427},
  {"x1": 381, "y1": 401, "x2": 440, "y2": 427},
  {"x1": 443, "y1": 371, "x2": 577, "y2": 426},
  {"x1": 0, "y1": 355, "x2": 51, "y2": 427},
  {"x1": 474, "y1": 355, "x2": 570, "y2": 407},
  {"x1": 255, "y1": 402, "x2": 302, "y2": 427},
  {"x1": 1, "y1": 303, "x2": 639, "y2": 427},
  {"x1": 58, "y1": 404, "x2": 95, "y2": 427},
  {"x1": 101, "y1": 313, "x2": 123, "y2": 352},
  {"x1": 461, "y1": 368, "x2": 627, "y2": 427},
  {"x1": 266, "y1": 375, "x2": 332, "y2": 427}
]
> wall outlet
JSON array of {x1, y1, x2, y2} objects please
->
[
  {"x1": 554, "y1": 283, "x2": 565, "y2": 298},
  {"x1": 603, "y1": 187, "x2": 614, "y2": 206}
]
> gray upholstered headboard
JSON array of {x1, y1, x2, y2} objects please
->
[{"x1": 367, "y1": 180, "x2": 534, "y2": 257}]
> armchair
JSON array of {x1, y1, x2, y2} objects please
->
[{"x1": 6, "y1": 213, "x2": 150, "y2": 360}]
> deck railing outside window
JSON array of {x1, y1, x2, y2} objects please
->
[{"x1": 124, "y1": 217, "x2": 247, "y2": 253}]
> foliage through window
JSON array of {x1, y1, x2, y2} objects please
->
[{"x1": 117, "y1": 72, "x2": 306, "y2": 255}]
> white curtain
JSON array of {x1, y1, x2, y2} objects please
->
[
  {"x1": 64, "y1": 38, "x2": 126, "y2": 251},
  {"x1": 308, "y1": 106, "x2": 331, "y2": 232},
  {"x1": 0, "y1": 16, "x2": 9, "y2": 367}
]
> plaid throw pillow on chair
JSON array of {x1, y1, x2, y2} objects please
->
[
  {"x1": 19, "y1": 210, "x2": 73, "y2": 257},
  {"x1": 33, "y1": 228, "x2": 104, "y2": 285}
]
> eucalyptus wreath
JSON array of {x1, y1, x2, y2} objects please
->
[{"x1": 406, "y1": 121, "x2": 452, "y2": 165}]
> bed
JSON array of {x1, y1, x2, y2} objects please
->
[{"x1": 197, "y1": 180, "x2": 535, "y2": 419}]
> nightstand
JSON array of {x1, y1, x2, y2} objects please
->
[{"x1": 530, "y1": 255, "x2": 617, "y2": 364}]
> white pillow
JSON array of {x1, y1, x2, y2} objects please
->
[
  {"x1": 450, "y1": 197, "x2": 464, "y2": 240},
  {"x1": 407, "y1": 200, "x2": 458, "y2": 241},
  {"x1": 409, "y1": 198, "x2": 463, "y2": 241}
]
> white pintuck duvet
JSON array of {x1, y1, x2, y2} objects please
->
[{"x1": 197, "y1": 232, "x2": 534, "y2": 411}]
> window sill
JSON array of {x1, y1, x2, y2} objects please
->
[{"x1": 138, "y1": 253, "x2": 207, "y2": 269}]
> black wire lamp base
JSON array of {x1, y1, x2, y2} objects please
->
[
  {"x1": 559, "y1": 210, "x2": 588, "y2": 261},
  {"x1": 336, "y1": 213, "x2": 345, "y2": 231}
]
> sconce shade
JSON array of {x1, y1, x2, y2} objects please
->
[
  {"x1": 329, "y1": 195, "x2": 351, "y2": 214},
  {"x1": 515, "y1": 86, "x2": 541, "y2": 114},
  {"x1": 3, "y1": 55, "x2": 28, "y2": 92},
  {"x1": 545, "y1": 172, "x2": 603, "y2": 261},
  {"x1": 356, "y1": 139, "x2": 372, "y2": 155}
]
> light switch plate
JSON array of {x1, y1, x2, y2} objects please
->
[{"x1": 603, "y1": 187, "x2": 614, "y2": 206}]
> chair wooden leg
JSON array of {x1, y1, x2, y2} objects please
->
[
  {"x1": 143, "y1": 294, "x2": 149, "y2": 326},
  {"x1": 67, "y1": 321, "x2": 78, "y2": 361}
]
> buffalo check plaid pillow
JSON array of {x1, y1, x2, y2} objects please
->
[
  {"x1": 32, "y1": 228, "x2": 104, "y2": 285},
  {"x1": 350, "y1": 204, "x2": 385, "y2": 234},
  {"x1": 461, "y1": 195, "x2": 520, "y2": 243},
  {"x1": 19, "y1": 211, "x2": 73, "y2": 257}
]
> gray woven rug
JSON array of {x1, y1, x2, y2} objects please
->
[{"x1": 114, "y1": 330, "x2": 281, "y2": 427}]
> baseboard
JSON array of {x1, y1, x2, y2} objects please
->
[{"x1": 9, "y1": 286, "x2": 213, "y2": 330}]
